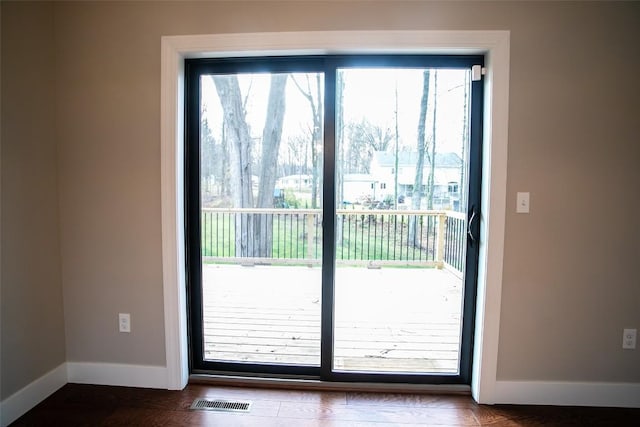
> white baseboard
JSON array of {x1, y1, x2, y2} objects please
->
[
  {"x1": 66, "y1": 362, "x2": 167, "y2": 389},
  {"x1": 0, "y1": 363, "x2": 68, "y2": 427},
  {"x1": 494, "y1": 380, "x2": 640, "y2": 408}
]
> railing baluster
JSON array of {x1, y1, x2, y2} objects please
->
[
  {"x1": 424, "y1": 215, "x2": 428, "y2": 261},
  {"x1": 201, "y1": 212, "x2": 205, "y2": 257},
  {"x1": 278, "y1": 213, "x2": 282, "y2": 258},
  {"x1": 317, "y1": 213, "x2": 321, "y2": 259},
  {"x1": 303, "y1": 214, "x2": 308, "y2": 260},
  {"x1": 459, "y1": 218, "x2": 463, "y2": 269},
  {"x1": 453, "y1": 218, "x2": 457, "y2": 269},
  {"x1": 421, "y1": 214, "x2": 425, "y2": 260},
  {"x1": 352, "y1": 214, "x2": 356, "y2": 260},
  {"x1": 346, "y1": 214, "x2": 350, "y2": 260},
  {"x1": 445, "y1": 217, "x2": 450, "y2": 264},
  {"x1": 429, "y1": 215, "x2": 433, "y2": 261},
  {"x1": 336, "y1": 214, "x2": 346, "y2": 259},
  {"x1": 460, "y1": 218, "x2": 464, "y2": 270},
  {"x1": 454, "y1": 217, "x2": 458, "y2": 267},
  {"x1": 399, "y1": 215, "x2": 404, "y2": 261},
  {"x1": 385, "y1": 214, "x2": 389, "y2": 260},
  {"x1": 365, "y1": 215, "x2": 370, "y2": 260},
  {"x1": 284, "y1": 213, "x2": 293, "y2": 258},
  {"x1": 393, "y1": 215, "x2": 397, "y2": 260},
  {"x1": 268, "y1": 213, "x2": 272, "y2": 259},
  {"x1": 214, "y1": 212, "x2": 217, "y2": 257},
  {"x1": 373, "y1": 214, "x2": 377, "y2": 260},
  {"x1": 359, "y1": 215, "x2": 363, "y2": 260},
  {"x1": 433, "y1": 215, "x2": 438, "y2": 261},
  {"x1": 379, "y1": 215, "x2": 384, "y2": 260},
  {"x1": 352, "y1": 214, "x2": 357, "y2": 260},
  {"x1": 412, "y1": 215, "x2": 416, "y2": 261},
  {"x1": 297, "y1": 213, "x2": 301, "y2": 258}
]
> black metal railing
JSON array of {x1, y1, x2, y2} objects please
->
[
  {"x1": 443, "y1": 212, "x2": 467, "y2": 272},
  {"x1": 201, "y1": 208, "x2": 466, "y2": 272}
]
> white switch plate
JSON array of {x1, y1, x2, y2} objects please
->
[
  {"x1": 119, "y1": 313, "x2": 131, "y2": 333},
  {"x1": 623, "y1": 328, "x2": 636, "y2": 349},
  {"x1": 516, "y1": 192, "x2": 530, "y2": 213}
]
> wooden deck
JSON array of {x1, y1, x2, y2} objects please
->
[{"x1": 202, "y1": 265, "x2": 463, "y2": 374}]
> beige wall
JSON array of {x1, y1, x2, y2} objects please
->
[
  {"x1": 1, "y1": 2, "x2": 66, "y2": 399},
  {"x1": 2, "y1": 0, "x2": 639, "y2": 396},
  {"x1": 499, "y1": 4, "x2": 640, "y2": 381}
]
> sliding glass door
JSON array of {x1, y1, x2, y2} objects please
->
[
  {"x1": 186, "y1": 61, "x2": 326, "y2": 375},
  {"x1": 185, "y1": 55, "x2": 483, "y2": 383},
  {"x1": 331, "y1": 66, "x2": 478, "y2": 381}
]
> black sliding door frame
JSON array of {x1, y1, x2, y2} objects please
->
[
  {"x1": 185, "y1": 57, "x2": 327, "y2": 379},
  {"x1": 185, "y1": 54, "x2": 484, "y2": 384}
]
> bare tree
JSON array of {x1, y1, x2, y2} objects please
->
[
  {"x1": 345, "y1": 122, "x2": 370, "y2": 173},
  {"x1": 409, "y1": 70, "x2": 431, "y2": 246},
  {"x1": 255, "y1": 75, "x2": 288, "y2": 256},
  {"x1": 201, "y1": 108, "x2": 230, "y2": 204},
  {"x1": 200, "y1": 114, "x2": 216, "y2": 199},
  {"x1": 292, "y1": 74, "x2": 323, "y2": 209},
  {"x1": 213, "y1": 76, "x2": 255, "y2": 256},
  {"x1": 393, "y1": 82, "x2": 400, "y2": 209},
  {"x1": 213, "y1": 74, "x2": 287, "y2": 257},
  {"x1": 281, "y1": 135, "x2": 308, "y2": 177},
  {"x1": 346, "y1": 118, "x2": 394, "y2": 173},
  {"x1": 426, "y1": 71, "x2": 439, "y2": 210}
]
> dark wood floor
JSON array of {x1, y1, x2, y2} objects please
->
[{"x1": 12, "y1": 383, "x2": 640, "y2": 426}]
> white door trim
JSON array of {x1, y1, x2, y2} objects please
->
[{"x1": 160, "y1": 30, "x2": 510, "y2": 401}]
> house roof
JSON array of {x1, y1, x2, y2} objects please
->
[
  {"x1": 397, "y1": 168, "x2": 461, "y2": 186},
  {"x1": 344, "y1": 173, "x2": 375, "y2": 182},
  {"x1": 372, "y1": 151, "x2": 462, "y2": 168},
  {"x1": 277, "y1": 174, "x2": 312, "y2": 181}
]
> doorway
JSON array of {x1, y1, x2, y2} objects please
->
[{"x1": 185, "y1": 55, "x2": 483, "y2": 384}]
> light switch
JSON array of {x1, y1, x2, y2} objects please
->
[{"x1": 516, "y1": 192, "x2": 530, "y2": 214}]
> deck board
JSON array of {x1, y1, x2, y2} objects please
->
[{"x1": 202, "y1": 265, "x2": 463, "y2": 373}]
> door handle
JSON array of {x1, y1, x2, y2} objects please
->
[{"x1": 467, "y1": 205, "x2": 478, "y2": 247}]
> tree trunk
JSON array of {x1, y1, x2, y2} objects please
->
[
  {"x1": 220, "y1": 122, "x2": 229, "y2": 198},
  {"x1": 394, "y1": 82, "x2": 399, "y2": 210},
  {"x1": 409, "y1": 70, "x2": 430, "y2": 247},
  {"x1": 427, "y1": 71, "x2": 438, "y2": 210},
  {"x1": 213, "y1": 76, "x2": 255, "y2": 257},
  {"x1": 292, "y1": 75, "x2": 322, "y2": 209},
  {"x1": 255, "y1": 74, "x2": 288, "y2": 257},
  {"x1": 312, "y1": 75, "x2": 323, "y2": 209}
]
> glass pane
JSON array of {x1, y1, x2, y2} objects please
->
[
  {"x1": 333, "y1": 68, "x2": 470, "y2": 374},
  {"x1": 200, "y1": 72, "x2": 324, "y2": 366}
]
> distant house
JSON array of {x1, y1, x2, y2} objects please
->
[
  {"x1": 342, "y1": 173, "x2": 377, "y2": 204},
  {"x1": 370, "y1": 151, "x2": 463, "y2": 209},
  {"x1": 276, "y1": 174, "x2": 312, "y2": 190}
]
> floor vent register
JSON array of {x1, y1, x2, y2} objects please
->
[{"x1": 190, "y1": 398, "x2": 252, "y2": 413}]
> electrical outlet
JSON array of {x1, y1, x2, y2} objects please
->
[
  {"x1": 622, "y1": 328, "x2": 636, "y2": 349},
  {"x1": 119, "y1": 313, "x2": 131, "y2": 333},
  {"x1": 516, "y1": 192, "x2": 530, "y2": 213}
]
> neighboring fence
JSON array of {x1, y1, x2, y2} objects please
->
[{"x1": 201, "y1": 208, "x2": 467, "y2": 272}]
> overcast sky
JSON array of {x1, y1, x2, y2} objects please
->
[{"x1": 201, "y1": 67, "x2": 469, "y2": 159}]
